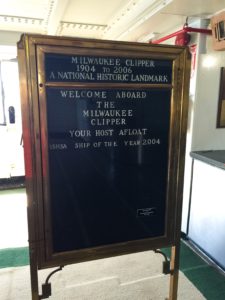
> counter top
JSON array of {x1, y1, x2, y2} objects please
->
[{"x1": 190, "y1": 150, "x2": 225, "y2": 170}]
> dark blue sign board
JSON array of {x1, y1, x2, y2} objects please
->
[
  {"x1": 46, "y1": 87, "x2": 171, "y2": 252},
  {"x1": 42, "y1": 52, "x2": 173, "y2": 253}
]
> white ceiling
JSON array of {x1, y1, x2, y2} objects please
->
[{"x1": 0, "y1": 0, "x2": 224, "y2": 43}]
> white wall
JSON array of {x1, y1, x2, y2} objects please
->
[
  {"x1": 0, "y1": 47, "x2": 25, "y2": 178},
  {"x1": 192, "y1": 39, "x2": 225, "y2": 150},
  {"x1": 182, "y1": 21, "x2": 225, "y2": 232},
  {"x1": 0, "y1": 31, "x2": 22, "y2": 46},
  {"x1": 181, "y1": 21, "x2": 204, "y2": 233}
]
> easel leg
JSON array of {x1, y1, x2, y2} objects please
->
[
  {"x1": 29, "y1": 246, "x2": 40, "y2": 300},
  {"x1": 168, "y1": 244, "x2": 180, "y2": 300}
]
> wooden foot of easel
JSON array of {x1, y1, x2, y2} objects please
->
[
  {"x1": 29, "y1": 243, "x2": 63, "y2": 300},
  {"x1": 168, "y1": 245, "x2": 180, "y2": 300},
  {"x1": 155, "y1": 242, "x2": 180, "y2": 300},
  {"x1": 30, "y1": 243, "x2": 180, "y2": 300}
]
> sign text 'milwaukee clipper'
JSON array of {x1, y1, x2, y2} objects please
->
[{"x1": 45, "y1": 54, "x2": 172, "y2": 83}]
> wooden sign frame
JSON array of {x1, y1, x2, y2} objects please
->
[{"x1": 17, "y1": 34, "x2": 190, "y2": 300}]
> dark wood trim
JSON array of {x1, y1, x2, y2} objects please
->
[{"x1": 217, "y1": 67, "x2": 225, "y2": 128}]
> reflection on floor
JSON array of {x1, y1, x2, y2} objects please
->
[{"x1": 0, "y1": 188, "x2": 225, "y2": 299}]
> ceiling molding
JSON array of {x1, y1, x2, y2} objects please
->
[
  {"x1": 0, "y1": 0, "x2": 224, "y2": 43},
  {"x1": 59, "y1": 22, "x2": 107, "y2": 31},
  {"x1": 0, "y1": 15, "x2": 43, "y2": 27},
  {"x1": 58, "y1": 21, "x2": 107, "y2": 38},
  {"x1": 137, "y1": 32, "x2": 158, "y2": 42},
  {"x1": 103, "y1": 0, "x2": 173, "y2": 40},
  {"x1": 43, "y1": 0, "x2": 70, "y2": 35}
]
